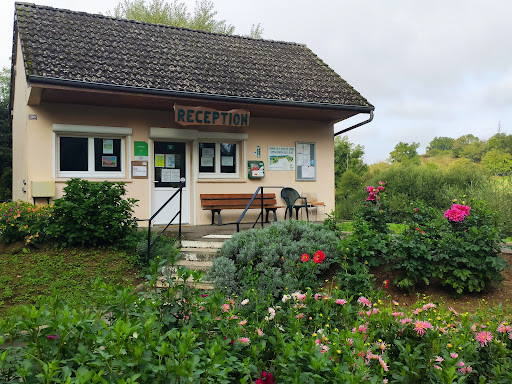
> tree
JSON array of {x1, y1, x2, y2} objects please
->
[
  {"x1": 333, "y1": 136, "x2": 368, "y2": 187},
  {"x1": 0, "y1": 67, "x2": 11, "y2": 201},
  {"x1": 481, "y1": 148, "x2": 512, "y2": 176},
  {"x1": 107, "y1": 0, "x2": 263, "y2": 37},
  {"x1": 453, "y1": 134, "x2": 480, "y2": 158},
  {"x1": 389, "y1": 142, "x2": 420, "y2": 166},
  {"x1": 486, "y1": 133, "x2": 512, "y2": 154},
  {"x1": 426, "y1": 136, "x2": 454, "y2": 153}
]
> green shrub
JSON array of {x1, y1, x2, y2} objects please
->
[
  {"x1": 46, "y1": 179, "x2": 138, "y2": 246},
  {"x1": 126, "y1": 228, "x2": 179, "y2": 266},
  {"x1": 207, "y1": 220, "x2": 341, "y2": 298},
  {"x1": 392, "y1": 199, "x2": 509, "y2": 295},
  {"x1": 0, "y1": 201, "x2": 51, "y2": 244}
]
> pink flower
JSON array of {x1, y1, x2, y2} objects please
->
[
  {"x1": 414, "y1": 320, "x2": 433, "y2": 336},
  {"x1": 444, "y1": 204, "x2": 471, "y2": 222},
  {"x1": 435, "y1": 356, "x2": 444, "y2": 362},
  {"x1": 264, "y1": 307, "x2": 276, "y2": 321},
  {"x1": 377, "y1": 186, "x2": 385, "y2": 192},
  {"x1": 448, "y1": 307, "x2": 459, "y2": 316},
  {"x1": 238, "y1": 320, "x2": 247, "y2": 326},
  {"x1": 222, "y1": 303, "x2": 230, "y2": 312},
  {"x1": 255, "y1": 371, "x2": 274, "y2": 384},
  {"x1": 241, "y1": 299, "x2": 249, "y2": 305},
  {"x1": 238, "y1": 337, "x2": 250, "y2": 344},
  {"x1": 366, "y1": 186, "x2": 375, "y2": 193},
  {"x1": 378, "y1": 181, "x2": 386, "y2": 186},
  {"x1": 256, "y1": 328, "x2": 264, "y2": 336},
  {"x1": 497, "y1": 322, "x2": 512, "y2": 333},
  {"x1": 475, "y1": 331, "x2": 493, "y2": 347},
  {"x1": 357, "y1": 296, "x2": 371, "y2": 307},
  {"x1": 296, "y1": 313, "x2": 304, "y2": 319},
  {"x1": 450, "y1": 352, "x2": 458, "y2": 359},
  {"x1": 335, "y1": 299, "x2": 347, "y2": 305}
]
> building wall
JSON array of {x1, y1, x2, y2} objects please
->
[
  {"x1": 12, "y1": 36, "x2": 28, "y2": 201},
  {"x1": 16, "y1": 100, "x2": 335, "y2": 225}
]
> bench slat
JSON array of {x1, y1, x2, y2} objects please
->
[
  {"x1": 202, "y1": 199, "x2": 277, "y2": 207},
  {"x1": 200, "y1": 193, "x2": 276, "y2": 200}
]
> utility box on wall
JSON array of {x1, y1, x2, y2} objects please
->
[{"x1": 248, "y1": 160, "x2": 265, "y2": 179}]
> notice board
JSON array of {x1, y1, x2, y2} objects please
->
[{"x1": 296, "y1": 142, "x2": 316, "y2": 181}]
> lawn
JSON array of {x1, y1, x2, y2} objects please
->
[{"x1": 0, "y1": 242, "x2": 142, "y2": 316}]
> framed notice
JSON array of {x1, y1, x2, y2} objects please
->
[
  {"x1": 102, "y1": 156, "x2": 117, "y2": 167},
  {"x1": 268, "y1": 146, "x2": 295, "y2": 171},
  {"x1": 296, "y1": 142, "x2": 316, "y2": 181},
  {"x1": 131, "y1": 161, "x2": 148, "y2": 179}
]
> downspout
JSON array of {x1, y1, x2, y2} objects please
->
[{"x1": 334, "y1": 110, "x2": 374, "y2": 137}]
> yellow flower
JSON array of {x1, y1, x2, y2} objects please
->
[
  {"x1": 337, "y1": 350, "x2": 341, "y2": 354},
  {"x1": 447, "y1": 343, "x2": 452, "y2": 348}
]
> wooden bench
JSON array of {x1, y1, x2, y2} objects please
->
[{"x1": 200, "y1": 193, "x2": 282, "y2": 225}]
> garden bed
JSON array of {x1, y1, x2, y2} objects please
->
[{"x1": 370, "y1": 252, "x2": 512, "y2": 312}]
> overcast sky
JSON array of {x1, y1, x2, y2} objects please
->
[{"x1": 2, "y1": 0, "x2": 511, "y2": 164}]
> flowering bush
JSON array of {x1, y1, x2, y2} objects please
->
[
  {"x1": 0, "y1": 201, "x2": 52, "y2": 244},
  {"x1": 343, "y1": 181, "x2": 391, "y2": 268},
  {"x1": 392, "y1": 199, "x2": 508, "y2": 295},
  {"x1": 2, "y1": 269, "x2": 512, "y2": 383},
  {"x1": 208, "y1": 220, "x2": 341, "y2": 298}
]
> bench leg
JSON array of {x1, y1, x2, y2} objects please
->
[
  {"x1": 211, "y1": 210, "x2": 222, "y2": 225},
  {"x1": 265, "y1": 208, "x2": 277, "y2": 223}
]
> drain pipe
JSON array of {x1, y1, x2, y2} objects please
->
[{"x1": 334, "y1": 110, "x2": 374, "y2": 137}]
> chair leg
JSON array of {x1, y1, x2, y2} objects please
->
[{"x1": 305, "y1": 206, "x2": 309, "y2": 221}]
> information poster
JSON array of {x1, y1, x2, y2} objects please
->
[
  {"x1": 133, "y1": 166, "x2": 147, "y2": 177},
  {"x1": 102, "y1": 156, "x2": 117, "y2": 167},
  {"x1": 201, "y1": 156, "x2": 214, "y2": 167},
  {"x1": 161, "y1": 168, "x2": 171, "y2": 182},
  {"x1": 170, "y1": 169, "x2": 181, "y2": 182},
  {"x1": 103, "y1": 139, "x2": 114, "y2": 154},
  {"x1": 268, "y1": 146, "x2": 295, "y2": 171},
  {"x1": 221, "y1": 156, "x2": 234, "y2": 166},
  {"x1": 155, "y1": 154, "x2": 165, "y2": 167},
  {"x1": 165, "y1": 154, "x2": 176, "y2": 168},
  {"x1": 296, "y1": 142, "x2": 316, "y2": 181}
]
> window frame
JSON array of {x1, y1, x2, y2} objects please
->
[
  {"x1": 57, "y1": 134, "x2": 126, "y2": 179},
  {"x1": 198, "y1": 141, "x2": 240, "y2": 179}
]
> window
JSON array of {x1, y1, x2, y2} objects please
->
[
  {"x1": 57, "y1": 136, "x2": 125, "y2": 178},
  {"x1": 198, "y1": 142, "x2": 239, "y2": 178}
]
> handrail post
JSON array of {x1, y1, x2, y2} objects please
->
[
  {"x1": 260, "y1": 186, "x2": 264, "y2": 228},
  {"x1": 147, "y1": 218, "x2": 152, "y2": 266},
  {"x1": 179, "y1": 185, "x2": 183, "y2": 239}
]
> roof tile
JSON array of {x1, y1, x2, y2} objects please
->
[{"x1": 15, "y1": 2, "x2": 372, "y2": 108}]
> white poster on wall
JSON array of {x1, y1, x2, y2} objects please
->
[{"x1": 268, "y1": 146, "x2": 295, "y2": 171}]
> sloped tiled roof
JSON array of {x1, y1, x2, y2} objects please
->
[{"x1": 14, "y1": 2, "x2": 373, "y2": 109}]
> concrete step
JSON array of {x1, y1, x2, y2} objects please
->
[
  {"x1": 181, "y1": 240, "x2": 224, "y2": 249},
  {"x1": 163, "y1": 261, "x2": 213, "y2": 274},
  {"x1": 180, "y1": 247, "x2": 219, "y2": 261},
  {"x1": 155, "y1": 276, "x2": 214, "y2": 290}
]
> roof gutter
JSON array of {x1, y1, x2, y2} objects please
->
[
  {"x1": 334, "y1": 110, "x2": 374, "y2": 137},
  {"x1": 27, "y1": 75, "x2": 374, "y2": 114}
]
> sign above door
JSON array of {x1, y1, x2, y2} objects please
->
[{"x1": 174, "y1": 105, "x2": 250, "y2": 127}]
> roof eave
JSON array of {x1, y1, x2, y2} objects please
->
[{"x1": 27, "y1": 75, "x2": 375, "y2": 114}]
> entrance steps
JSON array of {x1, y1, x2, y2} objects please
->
[{"x1": 157, "y1": 235, "x2": 231, "y2": 290}]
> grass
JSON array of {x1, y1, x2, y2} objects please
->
[
  {"x1": 336, "y1": 221, "x2": 407, "y2": 234},
  {"x1": 0, "y1": 243, "x2": 143, "y2": 316}
]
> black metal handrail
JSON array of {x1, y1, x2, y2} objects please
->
[
  {"x1": 236, "y1": 186, "x2": 284, "y2": 232},
  {"x1": 137, "y1": 184, "x2": 184, "y2": 265}
]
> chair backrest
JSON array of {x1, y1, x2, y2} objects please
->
[{"x1": 281, "y1": 187, "x2": 300, "y2": 207}]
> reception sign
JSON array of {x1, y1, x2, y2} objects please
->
[{"x1": 174, "y1": 105, "x2": 250, "y2": 127}]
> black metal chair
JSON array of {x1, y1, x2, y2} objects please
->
[{"x1": 281, "y1": 187, "x2": 309, "y2": 221}]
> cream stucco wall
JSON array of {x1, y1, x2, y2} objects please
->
[
  {"x1": 14, "y1": 87, "x2": 335, "y2": 225},
  {"x1": 12, "y1": 36, "x2": 28, "y2": 201}
]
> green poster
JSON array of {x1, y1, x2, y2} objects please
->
[{"x1": 134, "y1": 141, "x2": 148, "y2": 160}]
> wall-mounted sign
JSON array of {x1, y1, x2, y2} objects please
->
[
  {"x1": 174, "y1": 105, "x2": 250, "y2": 127},
  {"x1": 134, "y1": 141, "x2": 149, "y2": 161},
  {"x1": 268, "y1": 146, "x2": 295, "y2": 171}
]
